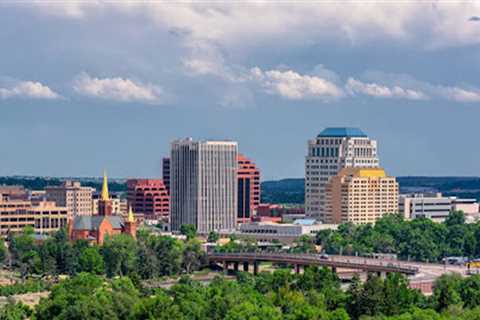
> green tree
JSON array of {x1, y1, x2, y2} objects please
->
[
  {"x1": 291, "y1": 235, "x2": 316, "y2": 253},
  {"x1": 182, "y1": 239, "x2": 206, "y2": 274},
  {"x1": 102, "y1": 234, "x2": 137, "y2": 277},
  {"x1": 207, "y1": 231, "x2": 220, "y2": 243},
  {"x1": 180, "y1": 224, "x2": 197, "y2": 240},
  {"x1": 432, "y1": 274, "x2": 462, "y2": 311},
  {"x1": 78, "y1": 246, "x2": 104, "y2": 274},
  {"x1": 0, "y1": 302, "x2": 32, "y2": 320}
]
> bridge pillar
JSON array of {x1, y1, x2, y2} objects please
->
[
  {"x1": 223, "y1": 261, "x2": 228, "y2": 274},
  {"x1": 331, "y1": 267, "x2": 337, "y2": 273},
  {"x1": 253, "y1": 261, "x2": 259, "y2": 275},
  {"x1": 294, "y1": 264, "x2": 301, "y2": 274},
  {"x1": 376, "y1": 271, "x2": 387, "y2": 279},
  {"x1": 243, "y1": 261, "x2": 249, "y2": 272},
  {"x1": 233, "y1": 262, "x2": 239, "y2": 272}
]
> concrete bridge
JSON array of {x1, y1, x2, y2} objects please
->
[{"x1": 208, "y1": 252, "x2": 419, "y2": 276}]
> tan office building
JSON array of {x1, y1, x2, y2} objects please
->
[
  {"x1": 325, "y1": 168, "x2": 398, "y2": 224},
  {"x1": 0, "y1": 199, "x2": 68, "y2": 236},
  {"x1": 45, "y1": 181, "x2": 94, "y2": 217}
]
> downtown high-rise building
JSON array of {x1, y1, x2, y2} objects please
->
[
  {"x1": 237, "y1": 154, "x2": 261, "y2": 224},
  {"x1": 170, "y1": 138, "x2": 238, "y2": 234},
  {"x1": 305, "y1": 127, "x2": 379, "y2": 222}
]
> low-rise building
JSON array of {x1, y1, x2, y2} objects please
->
[
  {"x1": 0, "y1": 198, "x2": 68, "y2": 236},
  {"x1": 237, "y1": 219, "x2": 337, "y2": 244},
  {"x1": 0, "y1": 185, "x2": 28, "y2": 201},
  {"x1": 399, "y1": 193, "x2": 480, "y2": 222}
]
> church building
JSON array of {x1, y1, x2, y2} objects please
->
[{"x1": 69, "y1": 172, "x2": 136, "y2": 245}]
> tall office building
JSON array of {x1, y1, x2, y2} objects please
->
[
  {"x1": 325, "y1": 168, "x2": 398, "y2": 224},
  {"x1": 127, "y1": 179, "x2": 170, "y2": 220},
  {"x1": 170, "y1": 138, "x2": 238, "y2": 234},
  {"x1": 237, "y1": 154, "x2": 261, "y2": 223},
  {"x1": 305, "y1": 128, "x2": 379, "y2": 222},
  {"x1": 45, "y1": 181, "x2": 94, "y2": 217},
  {"x1": 162, "y1": 158, "x2": 170, "y2": 193}
]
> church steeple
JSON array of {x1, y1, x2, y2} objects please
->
[
  {"x1": 98, "y1": 170, "x2": 113, "y2": 216},
  {"x1": 127, "y1": 205, "x2": 135, "y2": 223},
  {"x1": 101, "y1": 170, "x2": 109, "y2": 201},
  {"x1": 124, "y1": 205, "x2": 137, "y2": 238}
]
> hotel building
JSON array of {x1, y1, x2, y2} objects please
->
[
  {"x1": 170, "y1": 139, "x2": 238, "y2": 234},
  {"x1": 305, "y1": 127, "x2": 379, "y2": 222},
  {"x1": 325, "y1": 167, "x2": 399, "y2": 224}
]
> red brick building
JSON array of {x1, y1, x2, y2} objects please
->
[
  {"x1": 69, "y1": 172, "x2": 136, "y2": 245},
  {"x1": 237, "y1": 154, "x2": 261, "y2": 224},
  {"x1": 127, "y1": 179, "x2": 170, "y2": 220}
]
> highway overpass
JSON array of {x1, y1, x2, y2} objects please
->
[{"x1": 208, "y1": 252, "x2": 420, "y2": 275}]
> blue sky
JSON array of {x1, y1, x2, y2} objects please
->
[{"x1": 1, "y1": 2, "x2": 480, "y2": 180}]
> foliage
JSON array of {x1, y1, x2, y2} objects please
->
[
  {"x1": 180, "y1": 224, "x2": 197, "y2": 240},
  {"x1": 207, "y1": 231, "x2": 220, "y2": 243},
  {"x1": 0, "y1": 279, "x2": 49, "y2": 297},
  {"x1": 316, "y1": 212, "x2": 479, "y2": 262},
  {"x1": 0, "y1": 302, "x2": 32, "y2": 320}
]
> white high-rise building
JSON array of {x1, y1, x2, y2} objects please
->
[
  {"x1": 305, "y1": 128, "x2": 379, "y2": 221},
  {"x1": 170, "y1": 138, "x2": 238, "y2": 234}
]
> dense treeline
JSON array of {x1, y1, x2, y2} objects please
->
[
  {"x1": 0, "y1": 177, "x2": 127, "y2": 192},
  {"x1": 5, "y1": 268, "x2": 480, "y2": 319},
  {"x1": 316, "y1": 212, "x2": 480, "y2": 262},
  {"x1": 4, "y1": 227, "x2": 205, "y2": 281}
]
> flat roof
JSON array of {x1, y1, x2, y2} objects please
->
[{"x1": 318, "y1": 127, "x2": 367, "y2": 138}]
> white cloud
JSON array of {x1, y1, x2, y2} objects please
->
[
  {"x1": 443, "y1": 87, "x2": 480, "y2": 102},
  {"x1": 346, "y1": 78, "x2": 429, "y2": 100},
  {"x1": 22, "y1": 2, "x2": 480, "y2": 49},
  {"x1": 0, "y1": 81, "x2": 60, "y2": 99},
  {"x1": 73, "y1": 73, "x2": 165, "y2": 104},
  {"x1": 250, "y1": 67, "x2": 344, "y2": 100}
]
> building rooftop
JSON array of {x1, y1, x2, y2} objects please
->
[
  {"x1": 293, "y1": 219, "x2": 317, "y2": 226},
  {"x1": 318, "y1": 127, "x2": 367, "y2": 138}
]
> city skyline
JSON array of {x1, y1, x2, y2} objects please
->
[{"x1": 2, "y1": 3, "x2": 480, "y2": 180}]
